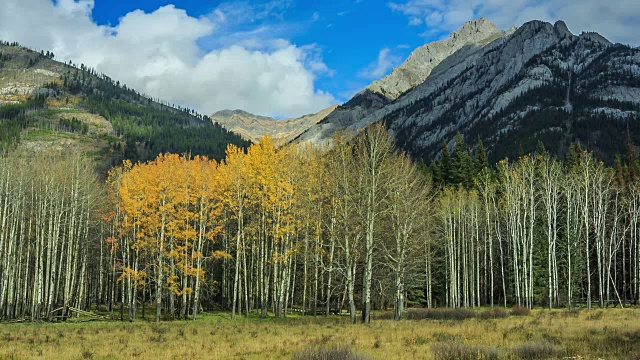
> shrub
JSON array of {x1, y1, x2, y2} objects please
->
[
  {"x1": 510, "y1": 305, "x2": 531, "y2": 317},
  {"x1": 511, "y1": 341, "x2": 558, "y2": 359},
  {"x1": 564, "y1": 308, "x2": 581, "y2": 317},
  {"x1": 81, "y1": 349, "x2": 93, "y2": 359},
  {"x1": 406, "y1": 335, "x2": 430, "y2": 345},
  {"x1": 432, "y1": 332, "x2": 462, "y2": 342},
  {"x1": 587, "y1": 310, "x2": 604, "y2": 321},
  {"x1": 405, "y1": 308, "x2": 476, "y2": 321},
  {"x1": 292, "y1": 344, "x2": 371, "y2": 360},
  {"x1": 149, "y1": 325, "x2": 169, "y2": 334},
  {"x1": 372, "y1": 311, "x2": 395, "y2": 320},
  {"x1": 432, "y1": 342, "x2": 503, "y2": 360},
  {"x1": 479, "y1": 308, "x2": 509, "y2": 319}
]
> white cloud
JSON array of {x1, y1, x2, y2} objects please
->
[
  {"x1": 389, "y1": 0, "x2": 640, "y2": 45},
  {"x1": 0, "y1": 0, "x2": 335, "y2": 118},
  {"x1": 408, "y1": 17, "x2": 423, "y2": 26},
  {"x1": 359, "y1": 48, "x2": 403, "y2": 79}
]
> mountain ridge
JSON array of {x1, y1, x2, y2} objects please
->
[
  {"x1": 366, "y1": 18, "x2": 505, "y2": 100},
  {"x1": 295, "y1": 18, "x2": 514, "y2": 146},
  {"x1": 292, "y1": 18, "x2": 640, "y2": 164},
  {"x1": 211, "y1": 105, "x2": 338, "y2": 146},
  {"x1": 0, "y1": 41, "x2": 249, "y2": 169}
]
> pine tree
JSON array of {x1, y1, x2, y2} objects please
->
[
  {"x1": 475, "y1": 137, "x2": 489, "y2": 176},
  {"x1": 450, "y1": 133, "x2": 472, "y2": 187},
  {"x1": 441, "y1": 140, "x2": 451, "y2": 184},
  {"x1": 625, "y1": 127, "x2": 639, "y2": 183},
  {"x1": 566, "y1": 143, "x2": 579, "y2": 170},
  {"x1": 430, "y1": 160, "x2": 442, "y2": 185},
  {"x1": 614, "y1": 156, "x2": 626, "y2": 188},
  {"x1": 536, "y1": 140, "x2": 547, "y2": 157}
]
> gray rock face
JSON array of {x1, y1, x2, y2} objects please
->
[
  {"x1": 366, "y1": 18, "x2": 504, "y2": 100},
  {"x1": 296, "y1": 19, "x2": 640, "y2": 163},
  {"x1": 297, "y1": 18, "x2": 507, "y2": 145},
  {"x1": 553, "y1": 20, "x2": 573, "y2": 39},
  {"x1": 294, "y1": 89, "x2": 390, "y2": 146}
]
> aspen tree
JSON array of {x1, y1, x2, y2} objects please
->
[
  {"x1": 384, "y1": 153, "x2": 431, "y2": 319},
  {"x1": 353, "y1": 123, "x2": 394, "y2": 324},
  {"x1": 327, "y1": 134, "x2": 361, "y2": 323},
  {"x1": 219, "y1": 145, "x2": 249, "y2": 319},
  {"x1": 539, "y1": 153, "x2": 562, "y2": 309}
]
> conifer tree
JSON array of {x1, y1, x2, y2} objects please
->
[
  {"x1": 566, "y1": 143, "x2": 579, "y2": 170},
  {"x1": 475, "y1": 137, "x2": 489, "y2": 176},
  {"x1": 450, "y1": 133, "x2": 472, "y2": 188},
  {"x1": 430, "y1": 160, "x2": 442, "y2": 185},
  {"x1": 440, "y1": 140, "x2": 451, "y2": 184},
  {"x1": 625, "y1": 127, "x2": 639, "y2": 183}
]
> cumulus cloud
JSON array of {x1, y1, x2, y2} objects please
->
[
  {"x1": 0, "y1": 0, "x2": 335, "y2": 118},
  {"x1": 359, "y1": 48, "x2": 403, "y2": 79},
  {"x1": 389, "y1": 0, "x2": 640, "y2": 45}
]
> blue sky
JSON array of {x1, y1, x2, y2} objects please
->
[
  {"x1": 88, "y1": 0, "x2": 432, "y2": 102},
  {"x1": 1, "y1": 0, "x2": 638, "y2": 118}
]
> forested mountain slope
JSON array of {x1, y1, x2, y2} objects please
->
[{"x1": 0, "y1": 41, "x2": 249, "y2": 169}]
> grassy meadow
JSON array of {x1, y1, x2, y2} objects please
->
[{"x1": 1, "y1": 307, "x2": 639, "y2": 359}]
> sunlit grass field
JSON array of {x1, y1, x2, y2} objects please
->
[{"x1": 1, "y1": 307, "x2": 639, "y2": 359}]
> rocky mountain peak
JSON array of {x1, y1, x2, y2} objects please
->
[
  {"x1": 296, "y1": 18, "x2": 639, "y2": 167},
  {"x1": 452, "y1": 18, "x2": 501, "y2": 41},
  {"x1": 579, "y1": 32, "x2": 613, "y2": 46},
  {"x1": 365, "y1": 18, "x2": 504, "y2": 100},
  {"x1": 553, "y1": 20, "x2": 574, "y2": 38},
  {"x1": 212, "y1": 109, "x2": 274, "y2": 123}
]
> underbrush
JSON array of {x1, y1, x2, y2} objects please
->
[
  {"x1": 1, "y1": 308, "x2": 639, "y2": 359},
  {"x1": 511, "y1": 341, "x2": 560, "y2": 359},
  {"x1": 432, "y1": 342, "x2": 503, "y2": 360},
  {"x1": 293, "y1": 344, "x2": 371, "y2": 360},
  {"x1": 510, "y1": 305, "x2": 531, "y2": 317},
  {"x1": 432, "y1": 340, "x2": 563, "y2": 360},
  {"x1": 376, "y1": 306, "x2": 527, "y2": 321}
]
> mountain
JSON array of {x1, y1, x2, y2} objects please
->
[
  {"x1": 296, "y1": 18, "x2": 509, "y2": 146},
  {"x1": 367, "y1": 18, "x2": 505, "y2": 100},
  {"x1": 7, "y1": 17, "x2": 637, "y2": 168},
  {"x1": 211, "y1": 105, "x2": 338, "y2": 147},
  {"x1": 295, "y1": 19, "x2": 640, "y2": 164},
  {"x1": 0, "y1": 41, "x2": 249, "y2": 171}
]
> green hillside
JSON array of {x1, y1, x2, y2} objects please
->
[{"x1": 0, "y1": 41, "x2": 250, "y2": 170}]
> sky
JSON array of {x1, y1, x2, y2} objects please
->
[{"x1": 0, "y1": 0, "x2": 638, "y2": 118}]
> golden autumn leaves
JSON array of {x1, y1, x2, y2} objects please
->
[
  {"x1": 108, "y1": 153, "x2": 221, "y2": 320},
  {"x1": 108, "y1": 137, "x2": 323, "y2": 320},
  {"x1": 107, "y1": 123, "x2": 432, "y2": 322}
]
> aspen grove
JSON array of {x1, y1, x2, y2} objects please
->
[{"x1": 3, "y1": 124, "x2": 640, "y2": 323}]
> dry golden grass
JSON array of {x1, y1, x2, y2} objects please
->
[{"x1": 1, "y1": 308, "x2": 639, "y2": 360}]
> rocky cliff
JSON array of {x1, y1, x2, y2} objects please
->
[{"x1": 296, "y1": 19, "x2": 640, "y2": 163}]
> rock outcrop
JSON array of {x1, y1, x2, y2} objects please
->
[
  {"x1": 296, "y1": 18, "x2": 510, "y2": 146},
  {"x1": 212, "y1": 105, "x2": 338, "y2": 146},
  {"x1": 366, "y1": 18, "x2": 504, "y2": 100},
  {"x1": 296, "y1": 19, "x2": 640, "y2": 164}
]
